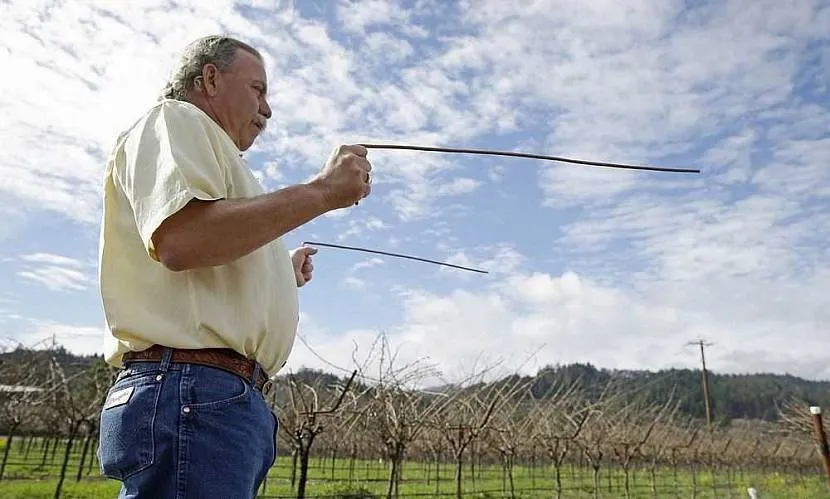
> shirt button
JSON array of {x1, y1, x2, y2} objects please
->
[{"x1": 182, "y1": 406, "x2": 190, "y2": 414}]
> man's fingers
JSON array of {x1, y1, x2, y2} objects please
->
[
  {"x1": 351, "y1": 156, "x2": 371, "y2": 174},
  {"x1": 338, "y1": 144, "x2": 368, "y2": 158},
  {"x1": 345, "y1": 144, "x2": 368, "y2": 157}
]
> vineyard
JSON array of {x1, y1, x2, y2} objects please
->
[{"x1": 0, "y1": 341, "x2": 827, "y2": 498}]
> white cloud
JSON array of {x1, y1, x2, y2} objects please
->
[
  {"x1": 336, "y1": 0, "x2": 411, "y2": 35},
  {"x1": 441, "y1": 0, "x2": 830, "y2": 206},
  {"x1": 0, "y1": 1, "x2": 191, "y2": 223},
  {"x1": 289, "y1": 265, "x2": 830, "y2": 384},
  {"x1": 16, "y1": 253, "x2": 92, "y2": 292},
  {"x1": 4, "y1": 0, "x2": 826, "y2": 223},
  {"x1": 435, "y1": 177, "x2": 480, "y2": 196},
  {"x1": 341, "y1": 276, "x2": 366, "y2": 289},
  {"x1": 338, "y1": 255, "x2": 385, "y2": 290},
  {"x1": 444, "y1": 244, "x2": 524, "y2": 277},
  {"x1": 0, "y1": 309, "x2": 25, "y2": 323},
  {"x1": 20, "y1": 253, "x2": 84, "y2": 268},
  {"x1": 18, "y1": 268, "x2": 89, "y2": 292},
  {"x1": 0, "y1": 0, "x2": 502, "y2": 226},
  {"x1": 336, "y1": 217, "x2": 390, "y2": 241},
  {"x1": 3, "y1": 319, "x2": 105, "y2": 357},
  {"x1": 351, "y1": 258, "x2": 384, "y2": 272}
]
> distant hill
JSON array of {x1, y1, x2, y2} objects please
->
[
  {"x1": 523, "y1": 362, "x2": 830, "y2": 422},
  {"x1": 0, "y1": 345, "x2": 105, "y2": 385},
  {"x1": 2, "y1": 348, "x2": 827, "y2": 423}
]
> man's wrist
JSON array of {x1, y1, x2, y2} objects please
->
[{"x1": 304, "y1": 178, "x2": 333, "y2": 213}]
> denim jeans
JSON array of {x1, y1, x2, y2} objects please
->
[{"x1": 97, "y1": 348, "x2": 278, "y2": 498}]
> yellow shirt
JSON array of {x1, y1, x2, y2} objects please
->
[{"x1": 98, "y1": 99, "x2": 298, "y2": 377}]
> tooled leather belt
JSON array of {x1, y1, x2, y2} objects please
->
[{"x1": 122, "y1": 345, "x2": 270, "y2": 392}]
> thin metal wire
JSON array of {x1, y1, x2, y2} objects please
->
[
  {"x1": 302, "y1": 241, "x2": 489, "y2": 274},
  {"x1": 359, "y1": 143, "x2": 700, "y2": 174}
]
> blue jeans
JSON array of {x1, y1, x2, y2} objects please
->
[{"x1": 97, "y1": 348, "x2": 278, "y2": 498}]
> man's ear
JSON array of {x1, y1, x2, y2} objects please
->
[{"x1": 200, "y1": 64, "x2": 221, "y2": 96}]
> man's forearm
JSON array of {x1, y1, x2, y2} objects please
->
[{"x1": 152, "y1": 182, "x2": 330, "y2": 271}]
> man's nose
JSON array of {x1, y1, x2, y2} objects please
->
[{"x1": 260, "y1": 100, "x2": 272, "y2": 120}]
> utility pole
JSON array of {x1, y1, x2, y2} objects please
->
[
  {"x1": 687, "y1": 339, "x2": 714, "y2": 434},
  {"x1": 810, "y1": 406, "x2": 830, "y2": 488}
]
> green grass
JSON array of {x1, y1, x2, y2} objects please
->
[
  {"x1": 0, "y1": 481, "x2": 121, "y2": 499},
  {"x1": 0, "y1": 436, "x2": 826, "y2": 498}
]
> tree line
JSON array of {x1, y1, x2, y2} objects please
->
[
  {"x1": 0, "y1": 339, "x2": 827, "y2": 498},
  {"x1": 3, "y1": 345, "x2": 829, "y2": 428}
]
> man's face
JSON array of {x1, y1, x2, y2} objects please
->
[{"x1": 211, "y1": 48, "x2": 272, "y2": 151}]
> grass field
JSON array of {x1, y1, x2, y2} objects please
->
[{"x1": 0, "y1": 436, "x2": 826, "y2": 498}]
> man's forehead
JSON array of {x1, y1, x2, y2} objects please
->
[{"x1": 232, "y1": 49, "x2": 266, "y2": 74}]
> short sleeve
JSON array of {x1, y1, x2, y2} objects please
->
[{"x1": 114, "y1": 101, "x2": 228, "y2": 261}]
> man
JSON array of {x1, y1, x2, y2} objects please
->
[{"x1": 96, "y1": 35, "x2": 371, "y2": 498}]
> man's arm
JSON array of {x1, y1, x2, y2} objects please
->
[
  {"x1": 152, "y1": 183, "x2": 326, "y2": 271},
  {"x1": 151, "y1": 145, "x2": 371, "y2": 272}
]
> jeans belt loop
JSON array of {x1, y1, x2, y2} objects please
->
[
  {"x1": 159, "y1": 347, "x2": 173, "y2": 373},
  {"x1": 249, "y1": 362, "x2": 261, "y2": 387}
]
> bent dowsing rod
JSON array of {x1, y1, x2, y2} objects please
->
[
  {"x1": 358, "y1": 143, "x2": 701, "y2": 174},
  {"x1": 302, "y1": 241, "x2": 489, "y2": 274},
  {"x1": 307, "y1": 144, "x2": 698, "y2": 273}
]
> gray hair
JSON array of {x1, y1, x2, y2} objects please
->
[{"x1": 160, "y1": 35, "x2": 262, "y2": 101}]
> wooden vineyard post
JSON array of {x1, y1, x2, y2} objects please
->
[{"x1": 810, "y1": 406, "x2": 830, "y2": 488}]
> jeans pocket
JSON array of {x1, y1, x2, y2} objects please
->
[
  {"x1": 186, "y1": 366, "x2": 250, "y2": 410},
  {"x1": 97, "y1": 371, "x2": 162, "y2": 480}
]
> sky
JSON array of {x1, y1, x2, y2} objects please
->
[{"x1": 1, "y1": 0, "x2": 829, "y2": 386}]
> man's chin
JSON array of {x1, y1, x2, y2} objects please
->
[{"x1": 238, "y1": 134, "x2": 258, "y2": 152}]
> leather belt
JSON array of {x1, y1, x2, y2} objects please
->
[{"x1": 122, "y1": 345, "x2": 269, "y2": 392}]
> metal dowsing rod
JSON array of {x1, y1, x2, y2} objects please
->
[
  {"x1": 358, "y1": 143, "x2": 702, "y2": 174},
  {"x1": 302, "y1": 241, "x2": 489, "y2": 274},
  {"x1": 307, "y1": 143, "x2": 699, "y2": 273}
]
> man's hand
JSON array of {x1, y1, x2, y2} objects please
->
[
  {"x1": 310, "y1": 144, "x2": 372, "y2": 210},
  {"x1": 290, "y1": 246, "x2": 317, "y2": 287}
]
